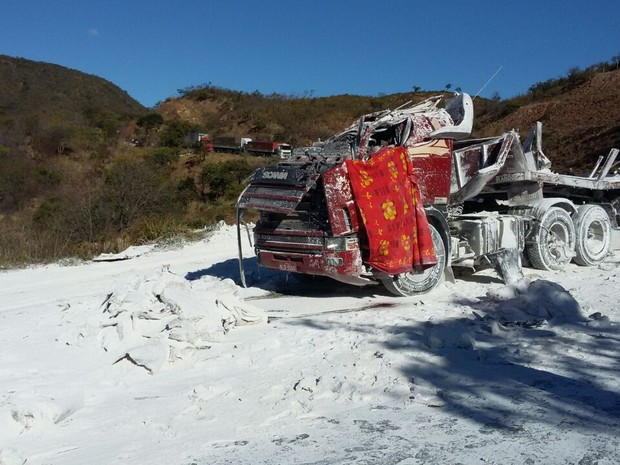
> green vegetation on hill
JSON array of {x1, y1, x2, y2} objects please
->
[
  {"x1": 0, "y1": 55, "x2": 144, "y2": 157},
  {"x1": 175, "y1": 84, "x2": 453, "y2": 147},
  {"x1": 0, "y1": 54, "x2": 618, "y2": 267},
  {"x1": 169, "y1": 54, "x2": 620, "y2": 166}
]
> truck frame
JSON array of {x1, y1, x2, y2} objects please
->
[{"x1": 236, "y1": 93, "x2": 620, "y2": 296}]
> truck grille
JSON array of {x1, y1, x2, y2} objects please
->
[
  {"x1": 238, "y1": 185, "x2": 309, "y2": 214},
  {"x1": 255, "y1": 232, "x2": 325, "y2": 253}
]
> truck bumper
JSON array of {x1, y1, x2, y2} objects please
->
[{"x1": 257, "y1": 248, "x2": 364, "y2": 279}]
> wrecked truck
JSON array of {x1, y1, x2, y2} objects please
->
[{"x1": 236, "y1": 93, "x2": 620, "y2": 296}]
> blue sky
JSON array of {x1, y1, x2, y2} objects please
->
[{"x1": 1, "y1": 0, "x2": 618, "y2": 108}]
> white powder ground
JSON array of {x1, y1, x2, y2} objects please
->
[{"x1": 1, "y1": 224, "x2": 619, "y2": 464}]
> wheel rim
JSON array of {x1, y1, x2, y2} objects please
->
[
  {"x1": 398, "y1": 240, "x2": 445, "y2": 286},
  {"x1": 574, "y1": 205, "x2": 611, "y2": 266},
  {"x1": 526, "y1": 206, "x2": 576, "y2": 271},
  {"x1": 382, "y1": 224, "x2": 446, "y2": 296},
  {"x1": 585, "y1": 219, "x2": 607, "y2": 255},
  {"x1": 547, "y1": 221, "x2": 572, "y2": 264}
]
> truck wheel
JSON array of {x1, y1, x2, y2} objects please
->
[
  {"x1": 573, "y1": 204, "x2": 611, "y2": 266},
  {"x1": 381, "y1": 224, "x2": 446, "y2": 296},
  {"x1": 526, "y1": 207, "x2": 576, "y2": 271}
]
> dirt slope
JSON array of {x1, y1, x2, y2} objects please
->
[{"x1": 479, "y1": 70, "x2": 620, "y2": 173}]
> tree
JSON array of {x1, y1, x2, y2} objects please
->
[
  {"x1": 98, "y1": 156, "x2": 177, "y2": 232},
  {"x1": 159, "y1": 120, "x2": 198, "y2": 148},
  {"x1": 136, "y1": 113, "x2": 164, "y2": 131},
  {"x1": 36, "y1": 124, "x2": 76, "y2": 155},
  {"x1": 200, "y1": 159, "x2": 254, "y2": 201},
  {"x1": 445, "y1": 83, "x2": 452, "y2": 91},
  {"x1": 0, "y1": 155, "x2": 39, "y2": 210},
  {"x1": 144, "y1": 147, "x2": 179, "y2": 170}
]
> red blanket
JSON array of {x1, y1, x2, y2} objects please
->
[{"x1": 345, "y1": 146, "x2": 437, "y2": 274}]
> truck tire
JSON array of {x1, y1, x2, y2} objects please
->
[
  {"x1": 526, "y1": 206, "x2": 576, "y2": 271},
  {"x1": 381, "y1": 224, "x2": 446, "y2": 296},
  {"x1": 572, "y1": 204, "x2": 611, "y2": 266}
]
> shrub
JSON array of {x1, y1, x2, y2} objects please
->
[
  {"x1": 35, "y1": 123, "x2": 76, "y2": 155},
  {"x1": 144, "y1": 147, "x2": 179, "y2": 170},
  {"x1": 200, "y1": 159, "x2": 254, "y2": 201},
  {"x1": 97, "y1": 156, "x2": 179, "y2": 232},
  {"x1": 0, "y1": 155, "x2": 39, "y2": 210},
  {"x1": 124, "y1": 215, "x2": 187, "y2": 244},
  {"x1": 136, "y1": 113, "x2": 164, "y2": 130},
  {"x1": 159, "y1": 120, "x2": 199, "y2": 148}
]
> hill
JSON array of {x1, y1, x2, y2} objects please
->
[
  {"x1": 0, "y1": 56, "x2": 150, "y2": 265},
  {"x1": 0, "y1": 55, "x2": 145, "y2": 156},
  {"x1": 162, "y1": 66, "x2": 620, "y2": 174},
  {"x1": 159, "y1": 86, "x2": 457, "y2": 147},
  {"x1": 476, "y1": 69, "x2": 620, "y2": 173},
  {"x1": 0, "y1": 54, "x2": 619, "y2": 266}
]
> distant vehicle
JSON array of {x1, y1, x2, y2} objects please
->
[
  {"x1": 212, "y1": 137, "x2": 252, "y2": 154},
  {"x1": 245, "y1": 141, "x2": 292, "y2": 159},
  {"x1": 212, "y1": 137, "x2": 292, "y2": 158},
  {"x1": 198, "y1": 133, "x2": 213, "y2": 152}
]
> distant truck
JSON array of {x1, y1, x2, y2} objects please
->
[
  {"x1": 198, "y1": 133, "x2": 213, "y2": 152},
  {"x1": 245, "y1": 141, "x2": 292, "y2": 159},
  {"x1": 212, "y1": 137, "x2": 291, "y2": 158},
  {"x1": 212, "y1": 137, "x2": 253, "y2": 154}
]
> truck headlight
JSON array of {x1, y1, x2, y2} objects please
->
[{"x1": 325, "y1": 237, "x2": 346, "y2": 251}]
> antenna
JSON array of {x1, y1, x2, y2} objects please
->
[{"x1": 473, "y1": 65, "x2": 503, "y2": 100}]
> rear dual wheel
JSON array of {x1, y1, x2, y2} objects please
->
[
  {"x1": 526, "y1": 204, "x2": 611, "y2": 271},
  {"x1": 526, "y1": 207, "x2": 576, "y2": 271},
  {"x1": 573, "y1": 204, "x2": 611, "y2": 266}
]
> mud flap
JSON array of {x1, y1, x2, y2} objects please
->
[
  {"x1": 237, "y1": 208, "x2": 248, "y2": 288},
  {"x1": 485, "y1": 248, "x2": 524, "y2": 284},
  {"x1": 444, "y1": 265, "x2": 456, "y2": 284}
]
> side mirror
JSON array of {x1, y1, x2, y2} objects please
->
[{"x1": 429, "y1": 93, "x2": 473, "y2": 140}]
